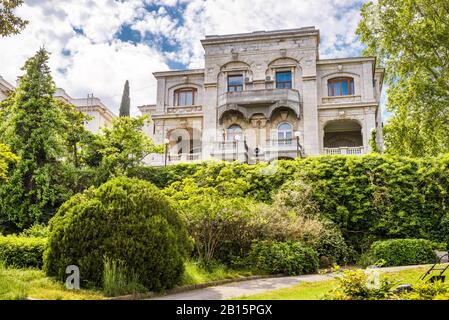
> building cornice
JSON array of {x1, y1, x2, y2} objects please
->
[
  {"x1": 317, "y1": 56, "x2": 377, "y2": 65},
  {"x1": 153, "y1": 69, "x2": 205, "y2": 78},
  {"x1": 201, "y1": 27, "x2": 319, "y2": 46}
]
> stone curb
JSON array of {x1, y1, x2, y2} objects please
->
[{"x1": 108, "y1": 274, "x2": 285, "y2": 300}]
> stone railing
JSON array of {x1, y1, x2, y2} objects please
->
[
  {"x1": 166, "y1": 105, "x2": 203, "y2": 114},
  {"x1": 168, "y1": 153, "x2": 201, "y2": 163},
  {"x1": 321, "y1": 95, "x2": 362, "y2": 104},
  {"x1": 323, "y1": 146, "x2": 365, "y2": 155}
]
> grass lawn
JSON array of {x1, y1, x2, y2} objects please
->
[
  {"x1": 0, "y1": 260, "x2": 253, "y2": 300},
  {"x1": 181, "y1": 260, "x2": 254, "y2": 286},
  {"x1": 0, "y1": 267, "x2": 104, "y2": 300},
  {"x1": 234, "y1": 266, "x2": 431, "y2": 300}
]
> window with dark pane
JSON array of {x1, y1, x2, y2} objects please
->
[
  {"x1": 174, "y1": 88, "x2": 196, "y2": 106},
  {"x1": 327, "y1": 77, "x2": 354, "y2": 96},
  {"x1": 228, "y1": 75, "x2": 243, "y2": 92},
  {"x1": 276, "y1": 71, "x2": 292, "y2": 89}
]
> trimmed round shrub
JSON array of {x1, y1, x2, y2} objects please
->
[
  {"x1": 0, "y1": 235, "x2": 47, "y2": 268},
  {"x1": 43, "y1": 176, "x2": 192, "y2": 291},
  {"x1": 247, "y1": 240, "x2": 319, "y2": 275},
  {"x1": 368, "y1": 239, "x2": 437, "y2": 267}
]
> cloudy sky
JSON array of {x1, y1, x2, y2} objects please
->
[{"x1": 0, "y1": 0, "x2": 372, "y2": 115}]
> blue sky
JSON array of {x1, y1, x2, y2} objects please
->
[{"x1": 0, "y1": 0, "x2": 384, "y2": 117}]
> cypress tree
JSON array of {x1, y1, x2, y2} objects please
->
[
  {"x1": 0, "y1": 48, "x2": 66, "y2": 229},
  {"x1": 119, "y1": 80, "x2": 130, "y2": 117}
]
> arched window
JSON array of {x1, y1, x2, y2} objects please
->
[
  {"x1": 174, "y1": 88, "x2": 197, "y2": 106},
  {"x1": 328, "y1": 77, "x2": 354, "y2": 96},
  {"x1": 277, "y1": 122, "x2": 293, "y2": 145},
  {"x1": 227, "y1": 124, "x2": 242, "y2": 142}
]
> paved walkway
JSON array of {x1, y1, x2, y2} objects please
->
[
  {"x1": 149, "y1": 274, "x2": 334, "y2": 300},
  {"x1": 149, "y1": 264, "x2": 440, "y2": 300}
]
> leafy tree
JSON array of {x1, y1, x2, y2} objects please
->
[
  {"x1": 0, "y1": 0, "x2": 28, "y2": 37},
  {"x1": 119, "y1": 80, "x2": 130, "y2": 117},
  {"x1": 357, "y1": 0, "x2": 449, "y2": 157},
  {"x1": 59, "y1": 101, "x2": 93, "y2": 168},
  {"x1": 0, "y1": 48, "x2": 68, "y2": 229},
  {"x1": 0, "y1": 143, "x2": 18, "y2": 181},
  {"x1": 94, "y1": 115, "x2": 163, "y2": 183}
]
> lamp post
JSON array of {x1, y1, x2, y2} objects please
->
[
  {"x1": 234, "y1": 134, "x2": 241, "y2": 162},
  {"x1": 164, "y1": 138, "x2": 170, "y2": 166},
  {"x1": 254, "y1": 147, "x2": 260, "y2": 163},
  {"x1": 294, "y1": 131, "x2": 302, "y2": 158}
]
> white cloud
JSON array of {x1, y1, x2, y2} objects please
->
[{"x1": 0, "y1": 0, "x2": 369, "y2": 115}]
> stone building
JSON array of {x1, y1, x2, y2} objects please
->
[
  {"x1": 0, "y1": 77, "x2": 115, "y2": 133},
  {"x1": 140, "y1": 27, "x2": 384, "y2": 166}
]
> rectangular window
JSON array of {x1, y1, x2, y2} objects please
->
[
  {"x1": 228, "y1": 75, "x2": 243, "y2": 92},
  {"x1": 276, "y1": 71, "x2": 292, "y2": 89},
  {"x1": 328, "y1": 78, "x2": 354, "y2": 96},
  {"x1": 174, "y1": 89, "x2": 195, "y2": 106}
]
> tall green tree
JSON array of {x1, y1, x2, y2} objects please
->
[
  {"x1": 0, "y1": 48, "x2": 67, "y2": 229},
  {"x1": 94, "y1": 115, "x2": 163, "y2": 184},
  {"x1": 0, "y1": 0, "x2": 28, "y2": 37},
  {"x1": 0, "y1": 143, "x2": 18, "y2": 181},
  {"x1": 357, "y1": 0, "x2": 449, "y2": 157},
  {"x1": 119, "y1": 80, "x2": 130, "y2": 117}
]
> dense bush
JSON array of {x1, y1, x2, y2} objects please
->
[
  {"x1": 146, "y1": 154, "x2": 449, "y2": 251},
  {"x1": 368, "y1": 239, "x2": 437, "y2": 267},
  {"x1": 247, "y1": 240, "x2": 319, "y2": 275},
  {"x1": 44, "y1": 177, "x2": 192, "y2": 291},
  {"x1": 0, "y1": 235, "x2": 47, "y2": 268},
  {"x1": 164, "y1": 179, "x2": 258, "y2": 264}
]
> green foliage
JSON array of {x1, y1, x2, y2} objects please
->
[
  {"x1": 93, "y1": 115, "x2": 163, "y2": 184},
  {"x1": 325, "y1": 268, "x2": 396, "y2": 300},
  {"x1": 164, "y1": 179, "x2": 256, "y2": 264},
  {"x1": 368, "y1": 239, "x2": 437, "y2": 267},
  {"x1": 0, "y1": 0, "x2": 28, "y2": 37},
  {"x1": 119, "y1": 80, "x2": 130, "y2": 117},
  {"x1": 247, "y1": 240, "x2": 319, "y2": 276},
  {"x1": 102, "y1": 257, "x2": 146, "y2": 297},
  {"x1": 0, "y1": 143, "x2": 18, "y2": 181},
  {"x1": 398, "y1": 281, "x2": 449, "y2": 300},
  {"x1": 0, "y1": 48, "x2": 71, "y2": 229},
  {"x1": 19, "y1": 223, "x2": 49, "y2": 238},
  {"x1": 369, "y1": 128, "x2": 379, "y2": 153},
  {"x1": 357, "y1": 0, "x2": 449, "y2": 156},
  {"x1": 0, "y1": 235, "x2": 47, "y2": 268},
  {"x1": 153, "y1": 154, "x2": 449, "y2": 252},
  {"x1": 44, "y1": 177, "x2": 191, "y2": 291}
]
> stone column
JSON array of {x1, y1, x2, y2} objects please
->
[{"x1": 302, "y1": 76, "x2": 320, "y2": 155}]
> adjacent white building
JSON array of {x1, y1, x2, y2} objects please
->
[
  {"x1": 139, "y1": 27, "x2": 385, "y2": 166},
  {"x1": 0, "y1": 77, "x2": 116, "y2": 133}
]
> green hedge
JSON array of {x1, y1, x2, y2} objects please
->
[
  {"x1": 0, "y1": 235, "x2": 47, "y2": 268},
  {"x1": 369, "y1": 239, "x2": 437, "y2": 267},
  {"x1": 132, "y1": 154, "x2": 449, "y2": 250},
  {"x1": 247, "y1": 240, "x2": 319, "y2": 275}
]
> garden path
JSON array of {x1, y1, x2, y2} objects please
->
[{"x1": 148, "y1": 264, "x2": 437, "y2": 300}]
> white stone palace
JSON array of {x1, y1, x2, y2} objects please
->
[
  {"x1": 0, "y1": 76, "x2": 115, "y2": 133},
  {"x1": 140, "y1": 27, "x2": 384, "y2": 166}
]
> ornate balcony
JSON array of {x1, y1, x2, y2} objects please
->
[
  {"x1": 217, "y1": 89, "x2": 301, "y2": 122},
  {"x1": 264, "y1": 138, "x2": 303, "y2": 160},
  {"x1": 210, "y1": 140, "x2": 249, "y2": 163}
]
